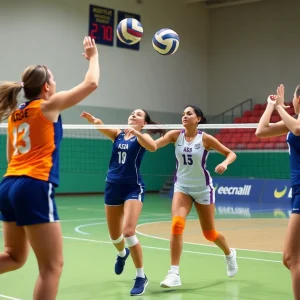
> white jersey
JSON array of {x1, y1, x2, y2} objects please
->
[{"x1": 174, "y1": 130, "x2": 212, "y2": 187}]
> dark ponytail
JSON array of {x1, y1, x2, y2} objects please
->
[
  {"x1": 185, "y1": 105, "x2": 207, "y2": 124},
  {"x1": 0, "y1": 82, "x2": 23, "y2": 121},
  {"x1": 142, "y1": 109, "x2": 166, "y2": 136}
]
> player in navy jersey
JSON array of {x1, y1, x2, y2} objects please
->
[
  {"x1": 256, "y1": 84, "x2": 300, "y2": 299},
  {"x1": 153, "y1": 105, "x2": 238, "y2": 288},
  {"x1": 80, "y1": 109, "x2": 164, "y2": 296}
]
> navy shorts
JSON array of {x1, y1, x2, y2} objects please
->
[
  {"x1": 291, "y1": 185, "x2": 300, "y2": 214},
  {"x1": 104, "y1": 182, "x2": 145, "y2": 206},
  {"x1": 0, "y1": 176, "x2": 59, "y2": 226}
]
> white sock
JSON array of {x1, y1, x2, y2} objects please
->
[
  {"x1": 118, "y1": 249, "x2": 126, "y2": 257},
  {"x1": 226, "y1": 249, "x2": 233, "y2": 259},
  {"x1": 136, "y1": 267, "x2": 145, "y2": 278},
  {"x1": 171, "y1": 265, "x2": 179, "y2": 274}
]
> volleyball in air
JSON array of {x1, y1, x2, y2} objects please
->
[
  {"x1": 152, "y1": 28, "x2": 180, "y2": 55},
  {"x1": 116, "y1": 18, "x2": 143, "y2": 45}
]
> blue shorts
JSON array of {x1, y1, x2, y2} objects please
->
[
  {"x1": 0, "y1": 176, "x2": 59, "y2": 226},
  {"x1": 291, "y1": 185, "x2": 300, "y2": 214},
  {"x1": 104, "y1": 182, "x2": 145, "y2": 206}
]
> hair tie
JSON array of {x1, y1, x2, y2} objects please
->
[{"x1": 20, "y1": 82, "x2": 24, "y2": 88}]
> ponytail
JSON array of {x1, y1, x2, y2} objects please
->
[
  {"x1": 141, "y1": 109, "x2": 166, "y2": 136},
  {"x1": 0, "y1": 82, "x2": 22, "y2": 121},
  {"x1": 199, "y1": 116, "x2": 207, "y2": 124},
  {"x1": 145, "y1": 119, "x2": 166, "y2": 136}
]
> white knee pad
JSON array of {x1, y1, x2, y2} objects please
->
[
  {"x1": 110, "y1": 234, "x2": 124, "y2": 244},
  {"x1": 124, "y1": 235, "x2": 139, "y2": 247}
]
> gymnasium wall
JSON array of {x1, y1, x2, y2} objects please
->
[
  {"x1": 0, "y1": 0, "x2": 209, "y2": 123},
  {"x1": 207, "y1": 0, "x2": 300, "y2": 115}
]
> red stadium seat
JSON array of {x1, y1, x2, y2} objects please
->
[
  {"x1": 254, "y1": 104, "x2": 262, "y2": 110},
  {"x1": 243, "y1": 111, "x2": 252, "y2": 117}
]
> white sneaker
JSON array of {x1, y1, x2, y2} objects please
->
[
  {"x1": 160, "y1": 270, "x2": 182, "y2": 288},
  {"x1": 225, "y1": 248, "x2": 238, "y2": 277}
]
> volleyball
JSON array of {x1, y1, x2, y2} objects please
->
[
  {"x1": 116, "y1": 18, "x2": 143, "y2": 45},
  {"x1": 152, "y1": 28, "x2": 180, "y2": 55}
]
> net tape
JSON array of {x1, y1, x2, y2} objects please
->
[{"x1": 0, "y1": 123, "x2": 260, "y2": 130}]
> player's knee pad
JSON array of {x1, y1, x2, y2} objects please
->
[
  {"x1": 110, "y1": 234, "x2": 124, "y2": 244},
  {"x1": 171, "y1": 216, "x2": 186, "y2": 235},
  {"x1": 203, "y1": 230, "x2": 219, "y2": 242},
  {"x1": 124, "y1": 235, "x2": 139, "y2": 247}
]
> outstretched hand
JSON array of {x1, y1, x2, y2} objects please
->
[
  {"x1": 275, "y1": 84, "x2": 290, "y2": 109},
  {"x1": 82, "y1": 36, "x2": 98, "y2": 60},
  {"x1": 80, "y1": 111, "x2": 101, "y2": 124}
]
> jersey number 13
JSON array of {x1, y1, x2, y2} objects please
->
[{"x1": 12, "y1": 123, "x2": 31, "y2": 155}]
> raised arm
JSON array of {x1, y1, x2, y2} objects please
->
[
  {"x1": 255, "y1": 95, "x2": 289, "y2": 138},
  {"x1": 80, "y1": 111, "x2": 120, "y2": 142},
  {"x1": 43, "y1": 37, "x2": 100, "y2": 114},
  {"x1": 155, "y1": 130, "x2": 180, "y2": 149}
]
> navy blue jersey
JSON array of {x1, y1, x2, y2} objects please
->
[
  {"x1": 106, "y1": 131, "x2": 146, "y2": 185},
  {"x1": 287, "y1": 132, "x2": 300, "y2": 186}
]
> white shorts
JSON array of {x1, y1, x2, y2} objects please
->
[{"x1": 173, "y1": 182, "x2": 215, "y2": 205}]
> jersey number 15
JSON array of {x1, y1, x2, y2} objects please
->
[
  {"x1": 182, "y1": 154, "x2": 193, "y2": 165},
  {"x1": 12, "y1": 123, "x2": 31, "y2": 155}
]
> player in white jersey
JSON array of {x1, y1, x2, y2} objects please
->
[{"x1": 155, "y1": 105, "x2": 238, "y2": 288}]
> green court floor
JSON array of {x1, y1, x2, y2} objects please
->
[{"x1": 0, "y1": 195, "x2": 292, "y2": 300}]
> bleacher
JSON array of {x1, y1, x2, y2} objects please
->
[{"x1": 214, "y1": 101, "x2": 294, "y2": 150}]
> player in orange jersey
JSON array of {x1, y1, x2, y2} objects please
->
[{"x1": 0, "y1": 36, "x2": 99, "y2": 300}]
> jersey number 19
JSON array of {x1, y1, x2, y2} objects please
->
[{"x1": 118, "y1": 151, "x2": 127, "y2": 164}]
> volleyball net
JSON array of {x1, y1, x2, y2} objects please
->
[{"x1": 0, "y1": 123, "x2": 291, "y2": 218}]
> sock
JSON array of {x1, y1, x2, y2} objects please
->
[
  {"x1": 136, "y1": 267, "x2": 145, "y2": 278},
  {"x1": 118, "y1": 249, "x2": 126, "y2": 257},
  {"x1": 171, "y1": 265, "x2": 179, "y2": 274},
  {"x1": 226, "y1": 249, "x2": 233, "y2": 259}
]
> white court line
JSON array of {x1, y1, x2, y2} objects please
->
[
  {"x1": 135, "y1": 220, "x2": 283, "y2": 255},
  {"x1": 75, "y1": 222, "x2": 107, "y2": 235},
  {"x1": 0, "y1": 295, "x2": 22, "y2": 300},
  {"x1": 61, "y1": 217, "x2": 106, "y2": 223},
  {"x1": 62, "y1": 236, "x2": 282, "y2": 263},
  {"x1": 73, "y1": 217, "x2": 174, "y2": 235}
]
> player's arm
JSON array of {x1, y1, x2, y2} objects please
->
[
  {"x1": 155, "y1": 130, "x2": 180, "y2": 149},
  {"x1": 6, "y1": 133, "x2": 13, "y2": 163},
  {"x1": 135, "y1": 132, "x2": 157, "y2": 152},
  {"x1": 80, "y1": 111, "x2": 120, "y2": 142},
  {"x1": 203, "y1": 133, "x2": 237, "y2": 174},
  {"x1": 276, "y1": 105, "x2": 300, "y2": 136},
  {"x1": 43, "y1": 37, "x2": 99, "y2": 113},
  {"x1": 255, "y1": 101, "x2": 289, "y2": 138}
]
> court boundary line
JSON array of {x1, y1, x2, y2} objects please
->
[
  {"x1": 72, "y1": 217, "x2": 176, "y2": 235},
  {"x1": 0, "y1": 294, "x2": 22, "y2": 300},
  {"x1": 75, "y1": 222, "x2": 107, "y2": 235},
  {"x1": 135, "y1": 220, "x2": 283, "y2": 254},
  {"x1": 62, "y1": 235, "x2": 282, "y2": 263}
]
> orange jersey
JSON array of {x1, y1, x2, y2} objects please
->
[{"x1": 5, "y1": 99, "x2": 63, "y2": 186}]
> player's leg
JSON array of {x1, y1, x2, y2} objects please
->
[
  {"x1": 0, "y1": 222, "x2": 29, "y2": 273},
  {"x1": 104, "y1": 182, "x2": 130, "y2": 275},
  {"x1": 0, "y1": 177, "x2": 29, "y2": 273},
  {"x1": 123, "y1": 184, "x2": 148, "y2": 296},
  {"x1": 25, "y1": 223, "x2": 63, "y2": 300},
  {"x1": 13, "y1": 177, "x2": 63, "y2": 300},
  {"x1": 160, "y1": 185, "x2": 193, "y2": 288},
  {"x1": 123, "y1": 200, "x2": 143, "y2": 271},
  {"x1": 193, "y1": 185, "x2": 238, "y2": 277},
  {"x1": 282, "y1": 191, "x2": 300, "y2": 299}
]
